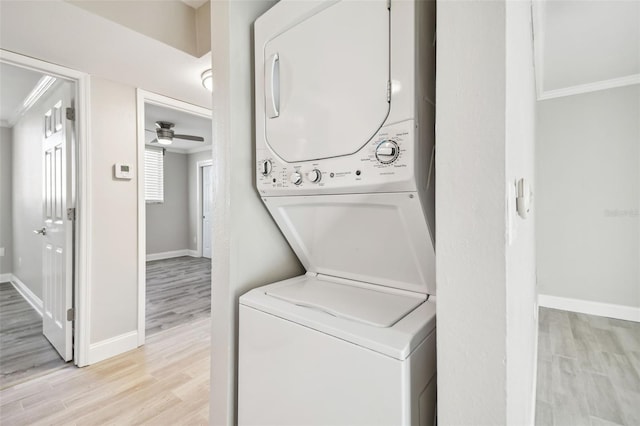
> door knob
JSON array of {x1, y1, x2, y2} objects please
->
[{"x1": 33, "y1": 227, "x2": 46, "y2": 236}]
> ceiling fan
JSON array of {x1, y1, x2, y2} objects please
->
[{"x1": 145, "y1": 121, "x2": 205, "y2": 145}]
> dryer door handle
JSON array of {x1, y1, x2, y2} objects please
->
[{"x1": 265, "y1": 53, "x2": 280, "y2": 118}]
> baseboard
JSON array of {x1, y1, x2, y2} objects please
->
[
  {"x1": 0, "y1": 273, "x2": 13, "y2": 283},
  {"x1": 9, "y1": 274, "x2": 43, "y2": 317},
  {"x1": 88, "y1": 330, "x2": 138, "y2": 365},
  {"x1": 187, "y1": 250, "x2": 199, "y2": 257},
  {"x1": 146, "y1": 249, "x2": 192, "y2": 262},
  {"x1": 538, "y1": 294, "x2": 640, "y2": 323}
]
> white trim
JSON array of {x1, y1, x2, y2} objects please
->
[
  {"x1": 0, "y1": 49, "x2": 91, "y2": 367},
  {"x1": 196, "y1": 159, "x2": 213, "y2": 258},
  {"x1": 146, "y1": 249, "x2": 193, "y2": 261},
  {"x1": 538, "y1": 74, "x2": 640, "y2": 101},
  {"x1": 8, "y1": 274, "x2": 43, "y2": 316},
  {"x1": 538, "y1": 294, "x2": 640, "y2": 323},
  {"x1": 188, "y1": 249, "x2": 199, "y2": 257},
  {"x1": 531, "y1": 0, "x2": 545, "y2": 100},
  {"x1": 88, "y1": 331, "x2": 138, "y2": 365},
  {"x1": 137, "y1": 89, "x2": 212, "y2": 347},
  {"x1": 136, "y1": 90, "x2": 147, "y2": 347},
  {"x1": 530, "y1": 303, "x2": 540, "y2": 426},
  {"x1": 0, "y1": 273, "x2": 12, "y2": 283}
]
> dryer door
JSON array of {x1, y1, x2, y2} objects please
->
[{"x1": 263, "y1": 0, "x2": 390, "y2": 163}]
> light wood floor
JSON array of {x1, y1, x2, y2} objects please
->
[
  {"x1": 0, "y1": 317, "x2": 211, "y2": 425},
  {"x1": 0, "y1": 282, "x2": 69, "y2": 390},
  {"x1": 535, "y1": 308, "x2": 640, "y2": 426},
  {"x1": 146, "y1": 256, "x2": 211, "y2": 336}
]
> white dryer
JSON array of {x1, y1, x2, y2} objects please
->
[{"x1": 239, "y1": 0, "x2": 436, "y2": 425}]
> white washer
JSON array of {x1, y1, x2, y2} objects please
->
[
  {"x1": 239, "y1": 0, "x2": 436, "y2": 424},
  {"x1": 239, "y1": 275, "x2": 436, "y2": 426}
]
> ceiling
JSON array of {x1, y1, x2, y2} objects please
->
[
  {"x1": 145, "y1": 103, "x2": 212, "y2": 153},
  {"x1": 0, "y1": 0, "x2": 212, "y2": 109},
  {"x1": 535, "y1": 0, "x2": 640, "y2": 95},
  {"x1": 181, "y1": 0, "x2": 208, "y2": 9},
  {"x1": 0, "y1": 63, "x2": 48, "y2": 126}
]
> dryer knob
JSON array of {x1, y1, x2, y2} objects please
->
[
  {"x1": 290, "y1": 172, "x2": 302, "y2": 185},
  {"x1": 375, "y1": 140, "x2": 400, "y2": 164},
  {"x1": 260, "y1": 160, "x2": 272, "y2": 176},
  {"x1": 307, "y1": 169, "x2": 321, "y2": 183}
]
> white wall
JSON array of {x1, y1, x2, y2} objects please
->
[
  {"x1": 187, "y1": 150, "x2": 212, "y2": 252},
  {"x1": 209, "y1": 1, "x2": 304, "y2": 424},
  {"x1": 505, "y1": 2, "x2": 538, "y2": 424},
  {"x1": 89, "y1": 76, "x2": 138, "y2": 344},
  {"x1": 537, "y1": 85, "x2": 640, "y2": 311},
  {"x1": 437, "y1": 1, "x2": 537, "y2": 424},
  {"x1": 0, "y1": 126, "x2": 12, "y2": 276},
  {"x1": 146, "y1": 150, "x2": 190, "y2": 255}
]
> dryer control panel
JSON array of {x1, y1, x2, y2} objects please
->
[{"x1": 257, "y1": 120, "x2": 417, "y2": 196}]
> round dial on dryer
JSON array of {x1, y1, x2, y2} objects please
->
[
  {"x1": 307, "y1": 169, "x2": 321, "y2": 183},
  {"x1": 260, "y1": 160, "x2": 272, "y2": 176},
  {"x1": 290, "y1": 171, "x2": 303, "y2": 185},
  {"x1": 375, "y1": 140, "x2": 400, "y2": 164}
]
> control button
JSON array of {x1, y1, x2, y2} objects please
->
[
  {"x1": 290, "y1": 171, "x2": 302, "y2": 185},
  {"x1": 375, "y1": 140, "x2": 400, "y2": 164},
  {"x1": 307, "y1": 169, "x2": 321, "y2": 183},
  {"x1": 260, "y1": 160, "x2": 272, "y2": 176}
]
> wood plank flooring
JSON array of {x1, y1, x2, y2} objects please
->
[
  {"x1": 0, "y1": 282, "x2": 69, "y2": 390},
  {"x1": 535, "y1": 308, "x2": 640, "y2": 426},
  {"x1": 0, "y1": 317, "x2": 211, "y2": 425},
  {"x1": 146, "y1": 256, "x2": 211, "y2": 336}
]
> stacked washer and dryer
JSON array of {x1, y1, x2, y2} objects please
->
[{"x1": 238, "y1": 0, "x2": 436, "y2": 425}]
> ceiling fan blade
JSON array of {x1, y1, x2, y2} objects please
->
[
  {"x1": 145, "y1": 129, "x2": 156, "y2": 133},
  {"x1": 173, "y1": 134, "x2": 204, "y2": 142},
  {"x1": 148, "y1": 138, "x2": 159, "y2": 144}
]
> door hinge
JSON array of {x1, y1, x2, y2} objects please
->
[
  {"x1": 387, "y1": 81, "x2": 391, "y2": 102},
  {"x1": 67, "y1": 208, "x2": 76, "y2": 221},
  {"x1": 67, "y1": 308, "x2": 74, "y2": 321},
  {"x1": 66, "y1": 107, "x2": 75, "y2": 121}
]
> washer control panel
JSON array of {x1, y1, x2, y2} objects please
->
[{"x1": 257, "y1": 120, "x2": 415, "y2": 195}]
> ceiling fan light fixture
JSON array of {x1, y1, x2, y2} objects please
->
[
  {"x1": 157, "y1": 136, "x2": 172, "y2": 145},
  {"x1": 201, "y1": 69, "x2": 213, "y2": 92}
]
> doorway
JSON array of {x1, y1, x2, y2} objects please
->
[
  {"x1": 137, "y1": 90, "x2": 212, "y2": 343},
  {"x1": 199, "y1": 162, "x2": 213, "y2": 259},
  {"x1": 0, "y1": 52, "x2": 89, "y2": 386}
]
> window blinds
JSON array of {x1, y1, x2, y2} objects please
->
[{"x1": 145, "y1": 147, "x2": 164, "y2": 203}]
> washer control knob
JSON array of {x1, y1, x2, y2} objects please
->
[
  {"x1": 307, "y1": 169, "x2": 321, "y2": 183},
  {"x1": 375, "y1": 140, "x2": 400, "y2": 164},
  {"x1": 290, "y1": 171, "x2": 302, "y2": 185},
  {"x1": 260, "y1": 160, "x2": 272, "y2": 176}
]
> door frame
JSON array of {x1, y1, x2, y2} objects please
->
[
  {"x1": 136, "y1": 90, "x2": 212, "y2": 346},
  {"x1": 0, "y1": 49, "x2": 91, "y2": 367},
  {"x1": 196, "y1": 160, "x2": 213, "y2": 258}
]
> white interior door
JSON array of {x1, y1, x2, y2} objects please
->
[
  {"x1": 40, "y1": 89, "x2": 73, "y2": 361},
  {"x1": 264, "y1": 0, "x2": 390, "y2": 162},
  {"x1": 202, "y1": 165, "x2": 212, "y2": 259}
]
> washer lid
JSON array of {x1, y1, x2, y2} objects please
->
[
  {"x1": 240, "y1": 274, "x2": 436, "y2": 360},
  {"x1": 266, "y1": 277, "x2": 425, "y2": 328}
]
